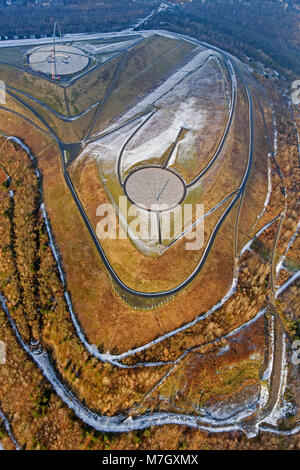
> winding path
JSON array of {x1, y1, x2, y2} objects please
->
[{"x1": 0, "y1": 30, "x2": 299, "y2": 440}]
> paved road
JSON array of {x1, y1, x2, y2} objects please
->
[
  {"x1": 6, "y1": 84, "x2": 101, "y2": 122},
  {"x1": 1, "y1": 34, "x2": 254, "y2": 299},
  {"x1": 63, "y1": 48, "x2": 253, "y2": 298},
  {"x1": 83, "y1": 50, "x2": 129, "y2": 143},
  {"x1": 186, "y1": 56, "x2": 237, "y2": 188},
  {"x1": 0, "y1": 30, "x2": 296, "y2": 437}
]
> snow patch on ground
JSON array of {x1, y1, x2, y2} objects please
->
[
  {"x1": 0, "y1": 405, "x2": 20, "y2": 450},
  {"x1": 119, "y1": 49, "x2": 212, "y2": 122},
  {"x1": 262, "y1": 316, "x2": 274, "y2": 382},
  {"x1": 197, "y1": 392, "x2": 260, "y2": 425},
  {"x1": 276, "y1": 220, "x2": 300, "y2": 275},
  {"x1": 263, "y1": 335, "x2": 295, "y2": 426},
  {"x1": 122, "y1": 99, "x2": 207, "y2": 173},
  {"x1": 275, "y1": 271, "x2": 300, "y2": 298}
]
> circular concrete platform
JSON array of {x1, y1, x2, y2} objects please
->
[
  {"x1": 124, "y1": 167, "x2": 186, "y2": 212},
  {"x1": 28, "y1": 44, "x2": 89, "y2": 76}
]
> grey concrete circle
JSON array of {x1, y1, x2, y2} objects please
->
[
  {"x1": 124, "y1": 167, "x2": 186, "y2": 212},
  {"x1": 28, "y1": 44, "x2": 89, "y2": 76}
]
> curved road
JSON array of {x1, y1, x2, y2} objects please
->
[
  {"x1": 1, "y1": 34, "x2": 254, "y2": 299},
  {"x1": 0, "y1": 31, "x2": 298, "y2": 439}
]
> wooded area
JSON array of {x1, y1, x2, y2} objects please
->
[
  {"x1": 0, "y1": 0, "x2": 154, "y2": 38},
  {"x1": 143, "y1": 0, "x2": 300, "y2": 77}
]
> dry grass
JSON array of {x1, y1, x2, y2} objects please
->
[
  {"x1": 9, "y1": 88, "x2": 98, "y2": 143},
  {"x1": 0, "y1": 64, "x2": 68, "y2": 114},
  {"x1": 70, "y1": 154, "x2": 236, "y2": 292},
  {"x1": 133, "y1": 315, "x2": 266, "y2": 416},
  {"x1": 90, "y1": 38, "x2": 196, "y2": 136}
]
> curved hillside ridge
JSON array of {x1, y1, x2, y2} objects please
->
[
  {"x1": 0, "y1": 27, "x2": 261, "y2": 80},
  {"x1": 0, "y1": 26, "x2": 299, "y2": 448},
  {"x1": 0, "y1": 28, "x2": 272, "y2": 296},
  {"x1": 67, "y1": 27, "x2": 272, "y2": 296},
  {"x1": 0, "y1": 30, "x2": 147, "y2": 49},
  {"x1": 69, "y1": 32, "x2": 243, "y2": 272},
  {"x1": 113, "y1": 48, "x2": 213, "y2": 123}
]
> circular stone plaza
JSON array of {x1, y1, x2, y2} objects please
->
[
  {"x1": 28, "y1": 44, "x2": 89, "y2": 76},
  {"x1": 124, "y1": 167, "x2": 186, "y2": 212}
]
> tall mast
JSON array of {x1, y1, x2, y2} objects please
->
[{"x1": 52, "y1": 21, "x2": 62, "y2": 79}]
